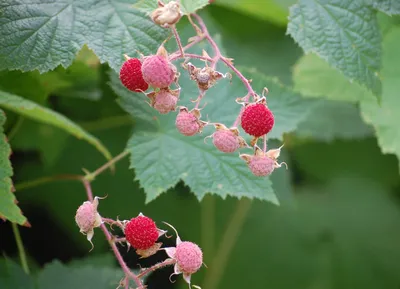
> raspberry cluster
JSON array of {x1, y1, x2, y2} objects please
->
[
  {"x1": 119, "y1": 1, "x2": 286, "y2": 178},
  {"x1": 76, "y1": 198, "x2": 203, "y2": 288}
]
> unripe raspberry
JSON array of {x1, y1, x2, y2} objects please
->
[
  {"x1": 241, "y1": 102, "x2": 274, "y2": 137},
  {"x1": 119, "y1": 58, "x2": 149, "y2": 92},
  {"x1": 175, "y1": 107, "x2": 207, "y2": 136},
  {"x1": 75, "y1": 200, "x2": 101, "y2": 233},
  {"x1": 248, "y1": 155, "x2": 275, "y2": 177},
  {"x1": 141, "y1": 46, "x2": 176, "y2": 88},
  {"x1": 124, "y1": 215, "x2": 159, "y2": 250},
  {"x1": 175, "y1": 241, "x2": 203, "y2": 274},
  {"x1": 208, "y1": 124, "x2": 248, "y2": 153},
  {"x1": 240, "y1": 146, "x2": 287, "y2": 177},
  {"x1": 147, "y1": 88, "x2": 179, "y2": 114}
]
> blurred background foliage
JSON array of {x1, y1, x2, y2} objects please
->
[{"x1": 1, "y1": 1, "x2": 400, "y2": 289}]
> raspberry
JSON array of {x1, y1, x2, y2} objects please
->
[
  {"x1": 124, "y1": 215, "x2": 159, "y2": 250},
  {"x1": 147, "y1": 88, "x2": 179, "y2": 114},
  {"x1": 75, "y1": 198, "x2": 101, "y2": 234},
  {"x1": 209, "y1": 124, "x2": 247, "y2": 153},
  {"x1": 248, "y1": 155, "x2": 275, "y2": 177},
  {"x1": 175, "y1": 241, "x2": 203, "y2": 274},
  {"x1": 119, "y1": 58, "x2": 149, "y2": 92},
  {"x1": 240, "y1": 146, "x2": 287, "y2": 177},
  {"x1": 175, "y1": 107, "x2": 207, "y2": 136},
  {"x1": 241, "y1": 103, "x2": 274, "y2": 137},
  {"x1": 141, "y1": 47, "x2": 176, "y2": 88}
]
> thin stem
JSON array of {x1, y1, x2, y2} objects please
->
[
  {"x1": 172, "y1": 26, "x2": 184, "y2": 57},
  {"x1": 12, "y1": 223, "x2": 30, "y2": 274},
  {"x1": 202, "y1": 199, "x2": 252, "y2": 289},
  {"x1": 7, "y1": 117, "x2": 24, "y2": 142},
  {"x1": 102, "y1": 217, "x2": 124, "y2": 229},
  {"x1": 137, "y1": 259, "x2": 176, "y2": 279},
  {"x1": 14, "y1": 174, "x2": 83, "y2": 192},
  {"x1": 84, "y1": 150, "x2": 129, "y2": 182},
  {"x1": 194, "y1": 91, "x2": 206, "y2": 109},
  {"x1": 192, "y1": 13, "x2": 257, "y2": 98},
  {"x1": 124, "y1": 276, "x2": 130, "y2": 289},
  {"x1": 232, "y1": 106, "x2": 244, "y2": 128},
  {"x1": 169, "y1": 53, "x2": 212, "y2": 62},
  {"x1": 201, "y1": 195, "x2": 216, "y2": 258},
  {"x1": 263, "y1": 135, "x2": 267, "y2": 152},
  {"x1": 82, "y1": 181, "x2": 143, "y2": 289},
  {"x1": 169, "y1": 35, "x2": 204, "y2": 59}
]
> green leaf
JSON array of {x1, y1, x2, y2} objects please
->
[
  {"x1": 360, "y1": 27, "x2": 400, "y2": 170},
  {"x1": 287, "y1": 0, "x2": 382, "y2": 96},
  {"x1": 0, "y1": 258, "x2": 34, "y2": 289},
  {"x1": 0, "y1": 91, "x2": 112, "y2": 162},
  {"x1": 370, "y1": 0, "x2": 400, "y2": 15},
  {"x1": 296, "y1": 100, "x2": 373, "y2": 142},
  {"x1": 214, "y1": 0, "x2": 289, "y2": 26},
  {"x1": 293, "y1": 54, "x2": 372, "y2": 102},
  {"x1": 0, "y1": 109, "x2": 27, "y2": 225},
  {"x1": 134, "y1": 0, "x2": 209, "y2": 15},
  {"x1": 38, "y1": 261, "x2": 123, "y2": 289},
  {"x1": 0, "y1": 0, "x2": 168, "y2": 73}
]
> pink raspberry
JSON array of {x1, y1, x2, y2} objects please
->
[
  {"x1": 175, "y1": 107, "x2": 207, "y2": 136},
  {"x1": 241, "y1": 102, "x2": 274, "y2": 137},
  {"x1": 209, "y1": 124, "x2": 247, "y2": 153},
  {"x1": 141, "y1": 46, "x2": 176, "y2": 88},
  {"x1": 240, "y1": 146, "x2": 287, "y2": 177},
  {"x1": 147, "y1": 88, "x2": 179, "y2": 114},
  {"x1": 75, "y1": 199, "x2": 101, "y2": 234},
  {"x1": 124, "y1": 215, "x2": 159, "y2": 250},
  {"x1": 248, "y1": 155, "x2": 275, "y2": 177},
  {"x1": 175, "y1": 241, "x2": 203, "y2": 274}
]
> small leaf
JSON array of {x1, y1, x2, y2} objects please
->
[
  {"x1": 293, "y1": 54, "x2": 372, "y2": 103},
  {"x1": 0, "y1": 109, "x2": 27, "y2": 225},
  {"x1": 360, "y1": 27, "x2": 400, "y2": 170},
  {"x1": 287, "y1": 0, "x2": 382, "y2": 96},
  {"x1": 38, "y1": 261, "x2": 123, "y2": 289},
  {"x1": 0, "y1": 258, "x2": 34, "y2": 289},
  {"x1": 0, "y1": 91, "x2": 112, "y2": 162},
  {"x1": 0, "y1": 0, "x2": 168, "y2": 73}
]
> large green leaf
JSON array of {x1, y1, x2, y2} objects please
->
[
  {"x1": 0, "y1": 91, "x2": 112, "y2": 161},
  {"x1": 287, "y1": 0, "x2": 382, "y2": 96},
  {"x1": 360, "y1": 27, "x2": 400, "y2": 170},
  {"x1": 0, "y1": 0, "x2": 168, "y2": 73},
  {"x1": 0, "y1": 109, "x2": 27, "y2": 225},
  {"x1": 293, "y1": 54, "x2": 372, "y2": 102},
  {"x1": 296, "y1": 100, "x2": 373, "y2": 142},
  {"x1": 110, "y1": 57, "x2": 316, "y2": 203}
]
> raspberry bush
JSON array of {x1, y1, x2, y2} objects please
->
[{"x1": 1, "y1": 1, "x2": 400, "y2": 289}]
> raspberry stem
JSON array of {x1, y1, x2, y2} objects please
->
[
  {"x1": 172, "y1": 26, "x2": 185, "y2": 57},
  {"x1": 263, "y1": 135, "x2": 267, "y2": 152},
  {"x1": 83, "y1": 180, "x2": 144, "y2": 289},
  {"x1": 137, "y1": 259, "x2": 176, "y2": 279}
]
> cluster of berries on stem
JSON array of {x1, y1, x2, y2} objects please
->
[
  {"x1": 119, "y1": 1, "x2": 287, "y2": 177},
  {"x1": 76, "y1": 179, "x2": 204, "y2": 289}
]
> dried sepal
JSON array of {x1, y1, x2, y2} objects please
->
[{"x1": 151, "y1": 1, "x2": 182, "y2": 28}]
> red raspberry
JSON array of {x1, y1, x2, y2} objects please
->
[
  {"x1": 124, "y1": 215, "x2": 159, "y2": 250},
  {"x1": 119, "y1": 58, "x2": 149, "y2": 92},
  {"x1": 175, "y1": 241, "x2": 203, "y2": 274},
  {"x1": 241, "y1": 103, "x2": 274, "y2": 137},
  {"x1": 141, "y1": 54, "x2": 176, "y2": 88}
]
